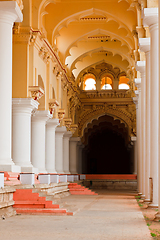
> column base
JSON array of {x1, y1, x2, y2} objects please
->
[
  {"x1": 148, "y1": 203, "x2": 158, "y2": 208},
  {"x1": 0, "y1": 164, "x2": 21, "y2": 172},
  {"x1": 144, "y1": 199, "x2": 151, "y2": 202},
  {"x1": 46, "y1": 170, "x2": 57, "y2": 174},
  {"x1": 141, "y1": 195, "x2": 145, "y2": 199},
  {"x1": 57, "y1": 171, "x2": 65, "y2": 174},
  {"x1": 154, "y1": 213, "x2": 160, "y2": 221},
  {"x1": 64, "y1": 171, "x2": 71, "y2": 174},
  {"x1": 38, "y1": 169, "x2": 47, "y2": 174},
  {"x1": 70, "y1": 171, "x2": 78, "y2": 174},
  {"x1": 21, "y1": 166, "x2": 38, "y2": 174}
]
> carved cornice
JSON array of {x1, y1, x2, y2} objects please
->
[
  {"x1": 70, "y1": 124, "x2": 78, "y2": 134},
  {"x1": 134, "y1": 78, "x2": 141, "y2": 91},
  {"x1": 28, "y1": 86, "x2": 44, "y2": 101},
  {"x1": 136, "y1": 61, "x2": 146, "y2": 77},
  {"x1": 58, "y1": 109, "x2": 65, "y2": 123},
  {"x1": 15, "y1": 0, "x2": 23, "y2": 10},
  {"x1": 49, "y1": 99, "x2": 59, "y2": 114},
  {"x1": 143, "y1": 8, "x2": 158, "y2": 29},
  {"x1": 78, "y1": 104, "x2": 136, "y2": 138},
  {"x1": 82, "y1": 90, "x2": 132, "y2": 99},
  {"x1": 139, "y1": 38, "x2": 150, "y2": 53},
  {"x1": 63, "y1": 118, "x2": 72, "y2": 130}
]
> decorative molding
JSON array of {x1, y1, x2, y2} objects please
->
[
  {"x1": 14, "y1": 0, "x2": 23, "y2": 11},
  {"x1": 143, "y1": 8, "x2": 158, "y2": 28},
  {"x1": 63, "y1": 118, "x2": 72, "y2": 130},
  {"x1": 139, "y1": 38, "x2": 150, "y2": 53},
  {"x1": 48, "y1": 99, "x2": 59, "y2": 114},
  {"x1": 80, "y1": 17, "x2": 107, "y2": 21},
  {"x1": 136, "y1": 61, "x2": 146, "y2": 76},
  {"x1": 78, "y1": 103, "x2": 136, "y2": 138},
  {"x1": 83, "y1": 90, "x2": 132, "y2": 99},
  {"x1": 28, "y1": 86, "x2": 44, "y2": 101},
  {"x1": 70, "y1": 124, "x2": 78, "y2": 134},
  {"x1": 58, "y1": 109, "x2": 65, "y2": 125},
  {"x1": 134, "y1": 78, "x2": 141, "y2": 91}
]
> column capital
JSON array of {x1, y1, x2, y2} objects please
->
[
  {"x1": 47, "y1": 118, "x2": 59, "y2": 127},
  {"x1": 12, "y1": 98, "x2": 39, "y2": 114},
  {"x1": 143, "y1": 8, "x2": 158, "y2": 29},
  {"x1": 139, "y1": 38, "x2": 150, "y2": 53},
  {"x1": 56, "y1": 126, "x2": 67, "y2": 134},
  {"x1": 0, "y1": 1, "x2": 23, "y2": 23},
  {"x1": 131, "y1": 136, "x2": 137, "y2": 142},
  {"x1": 136, "y1": 61, "x2": 146, "y2": 74},
  {"x1": 132, "y1": 96, "x2": 139, "y2": 108},
  {"x1": 32, "y1": 110, "x2": 52, "y2": 122},
  {"x1": 64, "y1": 130, "x2": 72, "y2": 138},
  {"x1": 134, "y1": 78, "x2": 141, "y2": 91},
  {"x1": 70, "y1": 137, "x2": 81, "y2": 142}
]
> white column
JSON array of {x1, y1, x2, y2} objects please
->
[
  {"x1": 63, "y1": 131, "x2": 72, "y2": 174},
  {"x1": 139, "y1": 38, "x2": 151, "y2": 202},
  {"x1": 134, "y1": 79, "x2": 142, "y2": 195},
  {"x1": 46, "y1": 118, "x2": 59, "y2": 173},
  {"x1": 131, "y1": 136, "x2": 137, "y2": 175},
  {"x1": 69, "y1": 137, "x2": 80, "y2": 174},
  {"x1": 136, "y1": 61, "x2": 146, "y2": 199},
  {"x1": 0, "y1": 2, "x2": 22, "y2": 171},
  {"x1": 55, "y1": 126, "x2": 66, "y2": 173},
  {"x1": 77, "y1": 142, "x2": 84, "y2": 174},
  {"x1": 143, "y1": 8, "x2": 159, "y2": 207},
  {"x1": 12, "y1": 98, "x2": 39, "y2": 172},
  {"x1": 31, "y1": 110, "x2": 52, "y2": 173}
]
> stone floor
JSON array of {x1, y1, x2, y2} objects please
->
[{"x1": 0, "y1": 190, "x2": 152, "y2": 240}]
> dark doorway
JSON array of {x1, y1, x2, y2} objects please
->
[{"x1": 82, "y1": 127, "x2": 133, "y2": 174}]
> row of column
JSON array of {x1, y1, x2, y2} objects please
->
[
  {"x1": 135, "y1": 7, "x2": 159, "y2": 208},
  {"x1": 0, "y1": 2, "x2": 81, "y2": 175},
  {"x1": 11, "y1": 98, "x2": 81, "y2": 174}
]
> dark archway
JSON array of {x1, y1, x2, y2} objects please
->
[{"x1": 81, "y1": 115, "x2": 133, "y2": 174}]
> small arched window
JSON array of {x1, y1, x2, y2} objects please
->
[
  {"x1": 119, "y1": 76, "x2": 130, "y2": 90},
  {"x1": 102, "y1": 84, "x2": 112, "y2": 90},
  {"x1": 101, "y1": 76, "x2": 113, "y2": 90},
  {"x1": 84, "y1": 78, "x2": 96, "y2": 90},
  {"x1": 118, "y1": 83, "x2": 130, "y2": 90}
]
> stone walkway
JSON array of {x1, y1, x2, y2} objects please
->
[{"x1": 0, "y1": 190, "x2": 152, "y2": 240}]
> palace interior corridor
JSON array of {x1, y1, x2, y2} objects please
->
[{"x1": 1, "y1": 0, "x2": 160, "y2": 238}]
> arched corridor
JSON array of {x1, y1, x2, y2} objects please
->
[{"x1": 81, "y1": 115, "x2": 134, "y2": 174}]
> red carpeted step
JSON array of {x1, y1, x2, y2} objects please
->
[
  {"x1": 13, "y1": 201, "x2": 59, "y2": 209},
  {"x1": 13, "y1": 189, "x2": 73, "y2": 215},
  {"x1": 15, "y1": 208, "x2": 67, "y2": 215},
  {"x1": 68, "y1": 183, "x2": 98, "y2": 195}
]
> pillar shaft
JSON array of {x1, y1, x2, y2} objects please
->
[
  {"x1": 55, "y1": 126, "x2": 66, "y2": 173},
  {"x1": 12, "y1": 98, "x2": 39, "y2": 172},
  {"x1": 139, "y1": 38, "x2": 151, "y2": 201},
  {"x1": 69, "y1": 137, "x2": 80, "y2": 174},
  {"x1": 31, "y1": 110, "x2": 52, "y2": 173},
  {"x1": 0, "y1": 2, "x2": 22, "y2": 171},
  {"x1": 143, "y1": 8, "x2": 159, "y2": 207},
  {"x1": 134, "y1": 79, "x2": 142, "y2": 194},
  {"x1": 63, "y1": 131, "x2": 72, "y2": 174},
  {"x1": 136, "y1": 61, "x2": 146, "y2": 198},
  {"x1": 46, "y1": 119, "x2": 59, "y2": 173}
]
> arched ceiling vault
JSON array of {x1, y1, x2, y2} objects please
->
[{"x1": 38, "y1": 0, "x2": 138, "y2": 81}]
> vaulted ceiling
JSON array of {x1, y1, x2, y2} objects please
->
[{"x1": 40, "y1": 0, "x2": 138, "y2": 81}]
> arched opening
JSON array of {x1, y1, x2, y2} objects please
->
[
  {"x1": 101, "y1": 76, "x2": 113, "y2": 90},
  {"x1": 81, "y1": 115, "x2": 133, "y2": 174},
  {"x1": 118, "y1": 76, "x2": 130, "y2": 89},
  {"x1": 83, "y1": 73, "x2": 96, "y2": 90}
]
